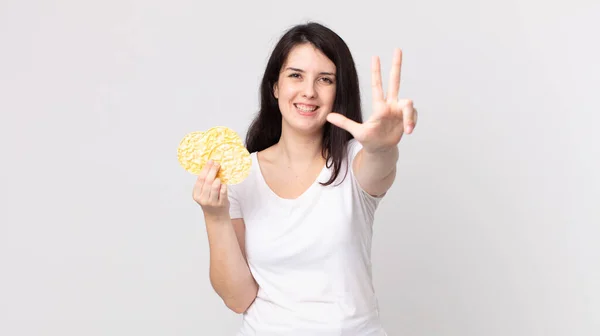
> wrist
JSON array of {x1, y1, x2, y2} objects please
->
[
  {"x1": 204, "y1": 213, "x2": 231, "y2": 224},
  {"x1": 363, "y1": 144, "x2": 398, "y2": 156}
]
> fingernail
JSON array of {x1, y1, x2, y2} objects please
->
[{"x1": 207, "y1": 160, "x2": 213, "y2": 164}]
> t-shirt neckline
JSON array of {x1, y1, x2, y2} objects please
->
[{"x1": 252, "y1": 151, "x2": 328, "y2": 204}]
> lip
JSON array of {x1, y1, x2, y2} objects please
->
[{"x1": 294, "y1": 103, "x2": 319, "y2": 116}]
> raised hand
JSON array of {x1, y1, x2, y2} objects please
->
[{"x1": 326, "y1": 48, "x2": 418, "y2": 153}]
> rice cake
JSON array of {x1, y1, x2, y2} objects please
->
[
  {"x1": 207, "y1": 142, "x2": 251, "y2": 185},
  {"x1": 177, "y1": 127, "x2": 251, "y2": 184}
]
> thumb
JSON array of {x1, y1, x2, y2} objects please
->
[{"x1": 327, "y1": 112, "x2": 361, "y2": 137}]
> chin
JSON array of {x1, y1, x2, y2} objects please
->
[{"x1": 283, "y1": 113, "x2": 327, "y2": 135}]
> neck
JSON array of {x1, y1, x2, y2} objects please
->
[{"x1": 275, "y1": 124, "x2": 324, "y2": 166}]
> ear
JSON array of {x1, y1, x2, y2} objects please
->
[{"x1": 273, "y1": 82, "x2": 279, "y2": 99}]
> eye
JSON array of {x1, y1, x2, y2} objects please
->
[
  {"x1": 288, "y1": 73, "x2": 301, "y2": 78},
  {"x1": 320, "y1": 77, "x2": 334, "y2": 84}
]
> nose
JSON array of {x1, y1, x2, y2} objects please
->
[{"x1": 302, "y1": 81, "x2": 317, "y2": 98}]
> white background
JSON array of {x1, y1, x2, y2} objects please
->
[{"x1": 1, "y1": 0, "x2": 598, "y2": 335}]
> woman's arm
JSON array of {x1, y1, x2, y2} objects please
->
[
  {"x1": 194, "y1": 160, "x2": 258, "y2": 314},
  {"x1": 327, "y1": 49, "x2": 417, "y2": 197},
  {"x1": 352, "y1": 147, "x2": 398, "y2": 197},
  {"x1": 206, "y1": 216, "x2": 258, "y2": 314}
]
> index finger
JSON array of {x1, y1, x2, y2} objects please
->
[
  {"x1": 197, "y1": 160, "x2": 214, "y2": 181},
  {"x1": 386, "y1": 48, "x2": 403, "y2": 101},
  {"x1": 371, "y1": 55, "x2": 384, "y2": 102}
]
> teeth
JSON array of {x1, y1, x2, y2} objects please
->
[{"x1": 295, "y1": 104, "x2": 317, "y2": 112}]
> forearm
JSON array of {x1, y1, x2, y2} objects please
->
[
  {"x1": 205, "y1": 216, "x2": 257, "y2": 313},
  {"x1": 361, "y1": 146, "x2": 399, "y2": 179},
  {"x1": 354, "y1": 146, "x2": 399, "y2": 196}
]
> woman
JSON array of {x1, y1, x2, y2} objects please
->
[{"x1": 193, "y1": 22, "x2": 418, "y2": 335}]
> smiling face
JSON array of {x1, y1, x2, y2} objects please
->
[{"x1": 273, "y1": 43, "x2": 337, "y2": 136}]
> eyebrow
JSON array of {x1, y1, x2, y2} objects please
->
[{"x1": 285, "y1": 67, "x2": 336, "y2": 76}]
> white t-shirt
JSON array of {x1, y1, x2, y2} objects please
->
[{"x1": 228, "y1": 138, "x2": 387, "y2": 336}]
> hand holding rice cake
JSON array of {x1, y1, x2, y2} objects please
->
[{"x1": 177, "y1": 126, "x2": 251, "y2": 184}]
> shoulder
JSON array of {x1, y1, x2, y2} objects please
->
[
  {"x1": 227, "y1": 150, "x2": 259, "y2": 196},
  {"x1": 227, "y1": 143, "x2": 274, "y2": 199},
  {"x1": 342, "y1": 138, "x2": 386, "y2": 208},
  {"x1": 345, "y1": 137, "x2": 362, "y2": 161},
  {"x1": 226, "y1": 150, "x2": 261, "y2": 218}
]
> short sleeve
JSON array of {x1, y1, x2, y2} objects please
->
[
  {"x1": 227, "y1": 184, "x2": 243, "y2": 219},
  {"x1": 347, "y1": 138, "x2": 385, "y2": 214}
]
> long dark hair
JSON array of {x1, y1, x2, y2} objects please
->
[{"x1": 245, "y1": 22, "x2": 363, "y2": 186}]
